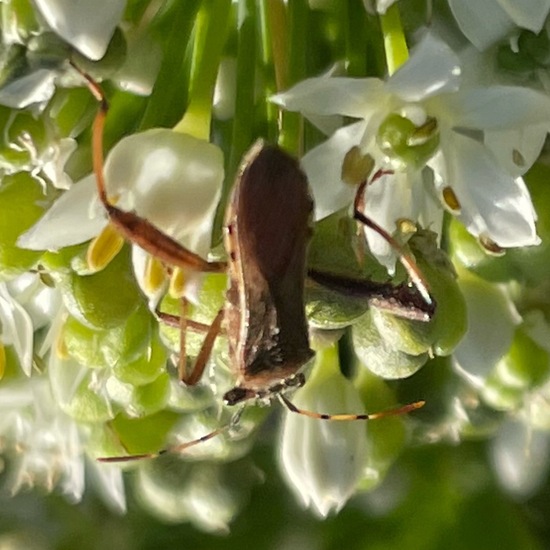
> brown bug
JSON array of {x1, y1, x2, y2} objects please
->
[{"x1": 74, "y1": 66, "x2": 433, "y2": 462}]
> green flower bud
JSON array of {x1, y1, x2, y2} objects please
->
[
  {"x1": 106, "y1": 372, "x2": 170, "y2": 417},
  {"x1": 353, "y1": 311, "x2": 428, "y2": 379},
  {"x1": 0, "y1": 172, "x2": 54, "y2": 279},
  {"x1": 62, "y1": 245, "x2": 144, "y2": 329}
]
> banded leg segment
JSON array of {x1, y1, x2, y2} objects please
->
[{"x1": 279, "y1": 394, "x2": 425, "y2": 420}]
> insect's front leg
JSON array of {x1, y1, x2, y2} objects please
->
[
  {"x1": 352, "y1": 177, "x2": 434, "y2": 308},
  {"x1": 72, "y1": 61, "x2": 227, "y2": 275}
]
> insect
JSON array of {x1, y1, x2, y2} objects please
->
[{"x1": 74, "y1": 66, "x2": 434, "y2": 462}]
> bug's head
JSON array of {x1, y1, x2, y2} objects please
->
[{"x1": 223, "y1": 386, "x2": 256, "y2": 406}]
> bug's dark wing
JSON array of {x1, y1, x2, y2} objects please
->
[
  {"x1": 226, "y1": 143, "x2": 314, "y2": 384},
  {"x1": 238, "y1": 144, "x2": 313, "y2": 280}
]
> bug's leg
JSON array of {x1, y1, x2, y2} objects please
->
[
  {"x1": 306, "y1": 269, "x2": 435, "y2": 321},
  {"x1": 98, "y1": 408, "x2": 243, "y2": 463},
  {"x1": 353, "y1": 177, "x2": 434, "y2": 307},
  {"x1": 70, "y1": 62, "x2": 226, "y2": 274},
  {"x1": 155, "y1": 302, "x2": 225, "y2": 384},
  {"x1": 278, "y1": 394, "x2": 425, "y2": 421},
  {"x1": 181, "y1": 307, "x2": 224, "y2": 386},
  {"x1": 155, "y1": 309, "x2": 213, "y2": 333}
]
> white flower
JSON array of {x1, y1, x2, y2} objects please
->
[
  {"x1": 448, "y1": 0, "x2": 550, "y2": 51},
  {"x1": 0, "y1": 272, "x2": 62, "y2": 376},
  {"x1": 0, "y1": 69, "x2": 58, "y2": 110},
  {"x1": 453, "y1": 273, "x2": 521, "y2": 385},
  {"x1": 0, "y1": 375, "x2": 125, "y2": 511},
  {"x1": 272, "y1": 33, "x2": 548, "y2": 270},
  {"x1": 0, "y1": 283, "x2": 34, "y2": 376},
  {"x1": 279, "y1": 346, "x2": 367, "y2": 517},
  {"x1": 0, "y1": 112, "x2": 76, "y2": 189},
  {"x1": 490, "y1": 419, "x2": 550, "y2": 498},
  {"x1": 18, "y1": 130, "x2": 224, "y2": 303}
]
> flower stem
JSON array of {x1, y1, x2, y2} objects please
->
[
  {"x1": 344, "y1": 0, "x2": 369, "y2": 77},
  {"x1": 379, "y1": 3, "x2": 408, "y2": 75},
  {"x1": 228, "y1": 0, "x2": 257, "y2": 174},
  {"x1": 173, "y1": 0, "x2": 231, "y2": 139},
  {"x1": 284, "y1": 0, "x2": 308, "y2": 156},
  {"x1": 259, "y1": 0, "x2": 284, "y2": 140}
]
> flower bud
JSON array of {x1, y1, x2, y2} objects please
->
[{"x1": 279, "y1": 345, "x2": 367, "y2": 516}]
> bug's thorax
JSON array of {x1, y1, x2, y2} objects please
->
[{"x1": 222, "y1": 142, "x2": 315, "y2": 405}]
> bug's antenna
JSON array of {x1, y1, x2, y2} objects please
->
[
  {"x1": 98, "y1": 409, "x2": 244, "y2": 464},
  {"x1": 278, "y1": 394, "x2": 425, "y2": 420}
]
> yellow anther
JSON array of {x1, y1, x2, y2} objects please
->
[
  {"x1": 86, "y1": 223, "x2": 125, "y2": 272},
  {"x1": 341, "y1": 147, "x2": 375, "y2": 186},
  {"x1": 396, "y1": 217, "x2": 417, "y2": 236},
  {"x1": 442, "y1": 186, "x2": 461, "y2": 213},
  {"x1": 169, "y1": 266, "x2": 186, "y2": 298},
  {"x1": 144, "y1": 255, "x2": 167, "y2": 295},
  {"x1": 0, "y1": 343, "x2": 5, "y2": 380},
  {"x1": 407, "y1": 117, "x2": 438, "y2": 147},
  {"x1": 479, "y1": 234, "x2": 505, "y2": 256},
  {"x1": 56, "y1": 332, "x2": 69, "y2": 359}
]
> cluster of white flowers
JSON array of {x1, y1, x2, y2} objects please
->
[{"x1": 2, "y1": 0, "x2": 550, "y2": 528}]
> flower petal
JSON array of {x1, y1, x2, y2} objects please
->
[
  {"x1": 104, "y1": 130, "x2": 223, "y2": 248},
  {"x1": 448, "y1": 0, "x2": 515, "y2": 51},
  {"x1": 498, "y1": 0, "x2": 550, "y2": 33},
  {"x1": 272, "y1": 76, "x2": 386, "y2": 119},
  {"x1": 88, "y1": 459, "x2": 127, "y2": 513},
  {"x1": 441, "y1": 133, "x2": 540, "y2": 247},
  {"x1": 0, "y1": 284, "x2": 34, "y2": 376},
  {"x1": 453, "y1": 275, "x2": 520, "y2": 383},
  {"x1": 302, "y1": 121, "x2": 367, "y2": 220},
  {"x1": 484, "y1": 124, "x2": 548, "y2": 177},
  {"x1": 0, "y1": 69, "x2": 56, "y2": 109},
  {"x1": 490, "y1": 419, "x2": 550, "y2": 498},
  {"x1": 17, "y1": 175, "x2": 106, "y2": 251},
  {"x1": 386, "y1": 33, "x2": 461, "y2": 101},
  {"x1": 447, "y1": 87, "x2": 550, "y2": 130},
  {"x1": 279, "y1": 347, "x2": 367, "y2": 517},
  {"x1": 34, "y1": 0, "x2": 125, "y2": 60}
]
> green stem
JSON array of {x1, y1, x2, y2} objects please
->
[
  {"x1": 379, "y1": 3, "x2": 408, "y2": 75},
  {"x1": 173, "y1": 0, "x2": 231, "y2": 139},
  {"x1": 344, "y1": 0, "x2": 368, "y2": 77},
  {"x1": 138, "y1": 0, "x2": 201, "y2": 130},
  {"x1": 259, "y1": 0, "x2": 283, "y2": 141},
  {"x1": 212, "y1": 0, "x2": 258, "y2": 239},
  {"x1": 228, "y1": 0, "x2": 257, "y2": 174},
  {"x1": 277, "y1": 0, "x2": 308, "y2": 156}
]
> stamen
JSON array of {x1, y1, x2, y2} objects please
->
[
  {"x1": 341, "y1": 147, "x2": 375, "y2": 186},
  {"x1": 479, "y1": 234, "x2": 505, "y2": 256},
  {"x1": 0, "y1": 343, "x2": 5, "y2": 380},
  {"x1": 442, "y1": 186, "x2": 461, "y2": 213},
  {"x1": 169, "y1": 267, "x2": 186, "y2": 298},
  {"x1": 86, "y1": 223, "x2": 124, "y2": 272},
  {"x1": 144, "y1": 255, "x2": 167, "y2": 295}
]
